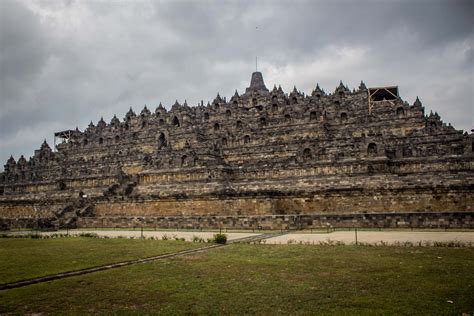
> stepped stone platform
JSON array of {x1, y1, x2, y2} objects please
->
[{"x1": 1, "y1": 72, "x2": 473, "y2": 230}]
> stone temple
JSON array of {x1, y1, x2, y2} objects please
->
[{"x1": 1, "y1": 72, "x2": 473, "y2": 230}]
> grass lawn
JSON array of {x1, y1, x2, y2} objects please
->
[
  {"x1": 0, "y1": 238, "x2": 202, "y2": 284},
  {"x1": 0, "y1": 243, "x2": 473, "y2": 315}
]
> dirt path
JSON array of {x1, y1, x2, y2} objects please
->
[
  {"x1": 15, "y1": 229, "x2": 259, "y2": 241},
  {"x1": 266, "y1": 231, "x2": 474, "y2": 245}
]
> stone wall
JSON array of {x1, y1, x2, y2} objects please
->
[
  {"x1": 90, "y1": 188, "x2": 473, "y2": 217},
  {"x1": 74, "y1": 212, "x2": 473, "y2": 230},
  {"x1": 2, "y1": 212, "x2": 472, "y2": 231},
  {"x1": 1, "y1": 72, "x2": 473, "y2": 230},
  {"x1": 2, "y1": 185, "x2": 471, "y2": 219}
]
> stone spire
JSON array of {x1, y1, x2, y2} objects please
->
[
  {"x1": 4, "y1": 155, "x2": 16, "y2": 172},
  {"x1": 414, "y1": 96, "x2": 422, "y2": 107},
  {"x1": 230, "y1": 90, "x2": 240, "y2": 103},
  {"x1": 245, "y1": 72, "x2": 269, "y2": 94},
  {"x1": 312, "y1": 84, "x2": 325, "y2": 97},
  {"x1": 111, "y1": 115, "x2": 120, "y2": 126},
  {"x1": 97, "y1": 117, "x2": 106, "y2": 128},
  {"x1": 171, "y1": 100, "x2": 181, "y2": 111},
  {"x1": 41, "y1": 139, "x2": 51, "y2": 150},
  {"x1": 140, "y1": 105, "x2": 151, "y2": 116},
  {"x1": 335, "y1": 80, "x2": 350, "y2": 94},
  {"x1": 213, "y1": 93, "x2": 223, "y2": 104},
  {"x1": 39, "y1": 140, "x2": 52, "y2": 156},
  {"x1": 155, "y1": 102, "x2": 166, "y2": 113},
  {"x1": 125, "y1": 107, "x2": 136, "y2": 120},
  {"x1": 18, "y1": 155, "x2": 27, "y2": 165},
  {"x1": 6, "y1": 155, "x2": 16, "y2": 165}
]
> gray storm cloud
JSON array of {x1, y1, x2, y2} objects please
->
[{"x1": 0, "y1": 0, "x2": 473, "y2": 164}]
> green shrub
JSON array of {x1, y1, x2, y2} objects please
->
[
  {"x1": 192, "y1": 235, "x2": 205, "y2": 243},
  {"x1": 78, "y1": 232, "x2": 99, "y2": 238},
  {"x1": 213, "y1": 233, "x2": 227, "y2": 244}
]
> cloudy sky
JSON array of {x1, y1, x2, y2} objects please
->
[{"x1": 0, "y1": 0, "x2": 473, "y2": 164}]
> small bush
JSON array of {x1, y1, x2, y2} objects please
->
[
  {"x1": 213, "y1": 233, "x2": 227, "y2": 244},
  {"x1": 432, "y1": 240, "x2": 469, "y2": 248},
  {"x1": 192, "y1": 236, "x2": 206, "y2": 243},
  {"x1": 78, "y1": 232, "x2": 99, "y2": 238},
  {"x1": 171, "y1": 235, "x2": 185, "y2": 242},
  {"x1": 50, "y1": 233, "x2": 68, "y2": 239}
]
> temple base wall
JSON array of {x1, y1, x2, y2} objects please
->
[
  {"x1": 92, "y1": 189, "x2": 473, "y2": 217},
  {"x1": 1, "y1": 212, "x2": 472, "y2": 230},
  {"x1": 76, "y1": 212, "x2": 473, "y2": 229},
  {"x1": 1, "y1": 188, "x2": 472, "y2": 230}
]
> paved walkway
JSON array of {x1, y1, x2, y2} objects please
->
[
  {"x1": 26, "y1": 229, "x2": 260, "y2": 242},
  {"x1": 8, "y1": 229, "x2": 474, "y2": 245},
  {"x1": 266, "y1": 231, "x2": 474, "y2": 245}
]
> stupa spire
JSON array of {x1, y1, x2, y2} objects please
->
[{"x1": 245, "y1": 71, "x2": 269, "y2": 94}]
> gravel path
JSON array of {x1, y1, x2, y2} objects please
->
[
  {"x1": 266, "y1": 231, "x2": 474, "y2": 245},
  {"x1": 8, "y1": 229, "x2": 474, "y2": 245},
  {"x1": 38, "y1": 229, "x2": 260, "y2": 241}
]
